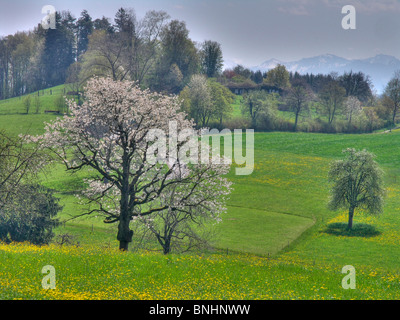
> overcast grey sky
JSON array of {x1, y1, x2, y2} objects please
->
[{"x1": 1, "y1": 0, "x2": 400, "y2": 67}]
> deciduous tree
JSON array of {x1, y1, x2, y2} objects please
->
[
  {"x1": 328, "y1": 148, "x2": 385, "y2": 229},
  {"x1": 136, "y1": 158, "x2": 230, "y2": 254},
  {"x1": 319, "y1": 81, "x2": 346, "y2": 124},
  {"x1": 285, "y1": 79, "x2": 313, "y2": 131},
  {"x1": 344, "y1": 96, "x2": 363, "y2": 125},
  {"x1": 34, "y1": 77, "x2": 231, "y2": 251},
  {"x1": 242, "y1": 90, "x2": 278, "y2": 129},
  {"x1": 339, "y1": 71, "x2": 373, "y2": 103},
  {"x1": 200, "y1": 40, "x2": 223, "y2": 78},
  {"x1": 180, "y1": 74, "x2": 212, "y2": 127},
  {"x1": 154, "y1": 20, "x2": 199, "y2": 93},
  {"x1": 382, "y1": 71, "x2": 400, "y2": 128},
  {"x1": 264, "y1": 64, "x2": 291, "y2": 90},
  {"x1": 80, "y1": 29, "x2": 131, "y2": 82}
]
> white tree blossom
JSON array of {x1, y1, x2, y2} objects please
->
[
  {"x1": 344, "y1": 96, "x2": 363, "y2": 125},
  {"x1": 33, "y1": 77, "x2": 232, "y2": 251}
]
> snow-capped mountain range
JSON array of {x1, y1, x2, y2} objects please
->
[{"x1": 250, "y1": 54, "x2": 400, "y2": 94}]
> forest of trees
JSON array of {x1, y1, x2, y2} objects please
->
[
  {"x1": 0, "y1": 7, "x2": 224, "y2": 99},
  {"x1": 220, "y1": 63, "x2": 400, "y2": 133},
  {"x1": 1, "y1": 6, "x2": 400, "y2": 134}
]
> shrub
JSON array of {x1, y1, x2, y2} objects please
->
[
  {"x1": 55, "y1": 233, "x2": 79, "y2": 247},
  {"x1": 275, "y1": 118, "x2": 294, "y2": 132},
  {"x1": 55, "y1": 95, "x2": 67, "y2": 114},
  {"x1": 257, "y1": 108, "x2": 277, "y2": 131},
  {"x1": 0, "y1": 184, "x2": 62, "y2": 245},
  {"x1": 223, "y1": 117, "x2": 251, "y2": 131},
  {"x1": 34, "y1": 95, "x2": 42, "y2": 114},
  {"x1": 23, "y1": 95, "x2": 31, "y2": 114}
]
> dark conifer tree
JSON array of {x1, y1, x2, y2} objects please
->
[
  {"x1": 40, "y1": 11, "x2": 76, "y2": 87},
  {"x1": 76, "y1": 10, "x2": 93, "y2": 59}
]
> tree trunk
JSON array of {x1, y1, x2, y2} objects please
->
[
  {"x1": 118, "y1": 159, "x2": 133, "y2": 251},
  {"x1": 294, "y1": 112, "x2": 299, "y2": 132},
  {"x1": 119, "y1": 240, "x2": 129, "y2": 251},
  {"x1": 117, "y1": 216, "x2": 133, "y2": 251},
  {"x1": 348, "y1": 206, "x2": 355, "y2": 229},
  {"x1": 163, "y1": 238, "x2": 171, "y2": 255}
]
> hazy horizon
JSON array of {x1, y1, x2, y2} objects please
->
[
  {"x1": 1, "y1": 0, "x2": 400, "y2": 69},
  {"x1": 245, "y1": 53, "x2": 399, "y2": 69}
]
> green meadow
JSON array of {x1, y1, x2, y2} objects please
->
[{"x1": 1, "y1": 89, "x2": 400, "y2": 300}]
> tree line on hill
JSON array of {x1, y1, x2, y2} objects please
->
[
  {"x1": 1, "y1": 6, "x2": 400, "y2": 134},
  {"x1": 223, "y1": 63, "x2": 400, "y2": 133},
  {"x1": 0, "y1": 7, "x2": 223, "y2": 100}
]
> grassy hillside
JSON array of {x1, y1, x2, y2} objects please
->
[
  {"x1": 0, "y1": 85, "x2": 68, "y2": 136},
  {"x1": 1, "y1": 89, "x2": 400, "y2": 300}
]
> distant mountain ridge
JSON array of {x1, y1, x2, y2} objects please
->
[{"x1": 251, "y1": 54, "x2": 400, "y2": 94}]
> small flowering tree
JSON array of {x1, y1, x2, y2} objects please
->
[
  {"x1": 344, "y1": 96, "x2": 363, "y2": 125},
  {"x1": 33, "y1": 77, "x2": 232, "y2": 251},
  {"x1": 328, "y1": 148, "x2": 385, "y2": 229},
  {"x1": 137, "y1": 158, "x2": 231, "y2": 254}
]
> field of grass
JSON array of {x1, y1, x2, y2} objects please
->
[
  {"x1": 2, "y1": 241, "x2": 400, "y2": 300},
  {"x1": 0, "y1": 85, "x2": 66, "y2": 115},
  {"x1": 1, "y1": 89, "x2": 400, "y2": 300},
  {"x1": 0, "y1": 85, "x2": 67, "y2": 136},
  {"x1": 230, "y1": 96, "x2": 243, "y2": 119}
]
